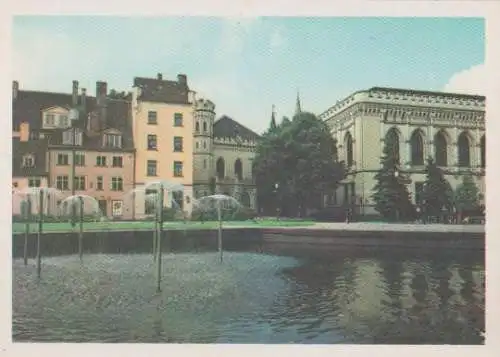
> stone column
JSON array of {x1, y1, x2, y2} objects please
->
[{"x1": 427, "y1": 113, "x2": 435, "y2": 162}]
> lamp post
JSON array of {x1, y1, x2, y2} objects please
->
[
  {"x1": 394, "y1": 168, "x2": 400, "y2": 222},
  {"x1": 69, "y1": 108, "x2": 79, "y2": 228},
  {"x1": 274, "y1": 182, "x2": 280, "y2": 220}
]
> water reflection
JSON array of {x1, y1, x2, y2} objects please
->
[{"x1": 12, "y1": 248, "x2": 484, "y2": 344}]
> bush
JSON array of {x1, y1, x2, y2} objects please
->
[
  {"x1": 308, "y1": 206, "x2": 347, "y2": 222},
  {"x1": 191, "y1": 206, "x2": 257, "y2": 221}
]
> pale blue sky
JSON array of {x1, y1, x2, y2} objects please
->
[{"x1": 12, "y1": 16, "x2": 485, "y2": 133}]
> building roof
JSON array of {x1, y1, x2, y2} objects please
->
[
  {"x1": 133, "y1": 75, "x2": 190, "y2": 104},
  {"x1": 369, "y1": 86, "x2": 486, "y2": 101},
  {"x1": 12, "y1": 90, "x2": 96, "y2": 131},
  {"x1": 12, "y1": 137, "x2": 50, "y2": 177},
  {"x1": 213, "y1": 115, "x2": 260, "y2": 141},
  {"x1": 13, "y1": 90, "x2": 134, "y2": 151}
]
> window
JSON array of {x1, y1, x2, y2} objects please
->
[
  {"x1": 57, "y1": 153, "x2": 69, "y2": 165},
  {"x1": 62, "y1": 129, "x2": 83, "y2": 145},
  {"x1": 203, "y1": 122, "x2": 207, "y2": 132},
  {"x1": 173, "y1": 191, "x2": 184, "y2": 210},
  {"x1": 195, "y1": 122, "x2": 200, "y2": 132},
  {"x1": 147, "y1": 134, "x2": 157, "y2": 150},
  {"x1": 103, "y1": 134, "x2": 122, "y2": 148},
  {"x1": 74, "y1": 176, "x2": 86, "y2": 191},
  {"x1": 111, "y1": 200, "x2": 123, "y2": 217},
  {"x1": 196, "y1": 142, "x2": 199, "y2": 149},
  {"x1": 22, "y1": 154, "x2": 35, "y2": 168},
  {"x1": 415, "y1": 182, "x2": 425, "y2": 205},
  {"x1": 203, "y1": 141, "x2": 207, "y2": 149},
  {"x1": 111, "y1": 177, "x2": 123, "y2": 191},
  {"x1": 60, "y1": 115, "x2": 69, "y2": 127},
  {"x1": 112, "y1": 156, "x2": 123, "y2": 167},
  {"x1": 145, "y1": 188, "x2": 157, "y2": 215},
  {"x1": 28, "y1": 177, "x2": 41, "y2": 187},
  {"x1": 29, "y1": 131, "x2": 39, "y2": 140},
  {"x1": 45, "y1": 114, "x2": 55, "y2": 126},
  {"x1": 96, "y1": 176, "x2": 103, "y2": 191},
  {"x1": 148, "y1": 111, "x2": 157, "y2": 124},
  {"x1": 203, "y1": 159, "x2": 207, "y2": 169},
  {"x1": 96, "y1": 155, "x2": 107, "y2": 167},
  {"x1": 75, "y1": 152, "x2": 85, "y2": 166},
  {"x1": 174, "y1": 113, "x2": 183, "y2": 127},
  {"x1": 173, "y1": 136, "x2": 183, "y2": 152},
  {"x1": 56, "y1": 175, "x2": 69, "y2": 190},
  {"x1": 173, "y1": 161, "x2": 183, "y2": 177},
  {"x1": 147, "y1": 160, "x2": 157, "y2": 176}
]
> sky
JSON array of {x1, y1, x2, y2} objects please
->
[{"x1": 12, "y1": 16, "x2": 485, "y2": 134}]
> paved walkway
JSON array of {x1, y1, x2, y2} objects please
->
[{"x1": 264, "y1": 222, "x2": 485, "y2": 233}]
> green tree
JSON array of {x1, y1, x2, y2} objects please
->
[
  {"x1": 454, "y1": 175, "x2": 481, "y2": 216},
  {"x1": 254, "y1": 111, "x2": 345, "y2": 217},
  {"x1": 108, "y1": 89, "x2": 130, "y2": 100},
  {"x1": 421, "y1": 156, "x2": 454, "y2": 217},
  {"x1": 371, "y1": 134, "x2": 415, "y2": 222}
]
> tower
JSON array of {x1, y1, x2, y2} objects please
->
[
  {"x1": 193, "y1": 98, "x2": 216, "y2": 197},
  {"x1": 295, "y1": 91, "x2": 302, "y2": 115}
]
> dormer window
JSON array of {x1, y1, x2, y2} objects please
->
[
  {"x1": 103, "y1": 134, "x2": 122, "y2": 148},
  {"x1": 22, "y1": 154, "x2": 35, "y2": 168},
  {"x1": 60, "y1": 115, "x2": 69, "y2": 127},
  {"x1": 62, "y1": 129, "x2": 83, "y2": 145},
  {"x1": 44, "y1": 114, "x2": 56, "y2": 126}
]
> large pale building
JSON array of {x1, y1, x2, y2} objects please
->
[
  {"x1": 192, "y1": 99, "x2": 259, "y2": 209},
  {"x1": 131, "y1": 73, "x2": 196, "y2": 216},
  {"x1": 318, "y1": 87, "x2": 486, "y2": 217}
]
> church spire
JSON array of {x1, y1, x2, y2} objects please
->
[
  {"x1": 295, "y1": 90, "x2": 302, "y2": 115},
  {"x1": 270, "y1": 104, "x2": 277, "y2": 130}
]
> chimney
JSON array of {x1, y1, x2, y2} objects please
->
[
  {"x1": 177, "y1": 74, "x2": 187, "y2": 86},
  {"x1": 72, "y1": 80, "x2": 79, "y2": 106},
  {"x1": 81, "y1": 88, "x2": 86, "y2": 111},
  {"x1": 12, "y1": 81, "x2": 19, "y2": 100},
  {"x1": 96, "y1": 81, "x2": 108, "y2": 129},
  {"x1": 157, "y1": 73, "x2": 163, "y2": 80}
]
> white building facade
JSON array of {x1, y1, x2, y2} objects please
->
[{"x1": 319, "y1": 87, "x2": 486, "y2": 217}]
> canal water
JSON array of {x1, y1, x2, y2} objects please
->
[{"x1": 12, "y1": 246, "x2": 484, "y2": 344}]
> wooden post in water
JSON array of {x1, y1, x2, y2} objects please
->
[
  {"x1": 78, "y1": 196, "x2": 84, "y2": 261},
  {"x1": 23, "y1": 197, "x2": 31, "y2": 266},
  {"x1": 155, "y1": 186, "x2": 164, "y2": 293},
  {"x1": 217, "y1": 201, "x2": 223, "y2": 263},
  {"x1": 36, "y1": 189, "x2": 44, "y2": 279}
]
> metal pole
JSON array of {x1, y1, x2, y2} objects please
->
[
  {"x1": 23, "y1": 197, "x2": 31, "y2": 266},
  {"x1": 217, "y1": 201, "x2": 223, "y2": 263},
  {"x1": 36, "y1": 190, "x2": 44, "y2": 279},
  {"x1": 156, "y1": 186, "x2": 164, "y2": 293},
  {"x1": 71, "y1": 127, "x2": 77, "y2": 228},
  {"x1": 152, "y1": 220, "x2": 157, "y2": 262},
  {"x1": 78, "y1": 196, "x2": 84, "y2": 261}
]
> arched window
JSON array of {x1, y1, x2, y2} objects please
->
[
  {"x1": 434, "y1": 131, "x2": 448, "y2": 167},
  {"x1": 195, "y1": 122, "x2": 200, "y2": 132},
  {"x1": 240, "y1": 191, "x2": 251, "y2": 207},
  {"x1": 234, "y1": 158, "x2": 243, "y2": 181},
  {"x1": 344, "y1": 132, "x2": 353, "y2": 167},
  {"x1": 480, "y1": 135, "x2": 485, "y2": 168},
  {"x1": 216, "y1": 157, "x2": 225, "y2": 180},
  {"x1": 457, "y1": 132, "x2": 471, "y2": 167},
  {"x1": 410, "y1": 129, "x2": 424, "y2": 166},
  {"x1": 385, "y1": 127, "x2": 400, "y2": 163},
  {"x1": 203, "y1": 122, "x2": 207, "y2": 132}
]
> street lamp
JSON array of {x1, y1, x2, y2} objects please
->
[
  {"x1": 69, "y1": 108, "x2": 79, "y2": 227},
  {"x1": 274, "y1": 182, "x2": 280, "y2": 220},
  {"x1": 393, "y1": 167, "x2": 400, "y2": 222}
]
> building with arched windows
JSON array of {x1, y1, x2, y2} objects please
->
[
  {"x1": 193, "y1": 98, "x2": 259, "y2": 209},
  {"x1": 319, "y1": 87, "x2": 486, "y2": 217}
]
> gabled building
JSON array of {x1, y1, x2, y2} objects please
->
[
  {"x1": 131, "y1": 73, "x2": 195, "y2": 217},
  {"x1": 12, "y1": 80, "x2": 136, "y2": 219}
]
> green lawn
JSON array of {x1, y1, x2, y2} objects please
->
[{"x1": 11, "y1": 219, "x2": 315, "y2": 234}]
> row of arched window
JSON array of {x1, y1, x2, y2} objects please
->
[
  {"x1": 216, "y1": 157, "x2": 245, "y2": 181},
  {"x1": 195, "y1": 121, "x2": 209, "y2": 133},
  {"x1": 343, "y1": 128, "x2": 486, "y2": 168}
]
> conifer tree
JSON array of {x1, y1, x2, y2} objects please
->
[
  {"x1": 454, "y1": 175, "x2": 481, "y2": 217},
  {"x1": 371, "y1": 134, "x2": 415, "y2": 221},
  {"x1": 421, "y1": 156, "x2": 454, "y2": 218}
]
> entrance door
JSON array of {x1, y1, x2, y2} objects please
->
[{"x1": 98, "y1": 200, "x2": 107, "y2": 217}]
